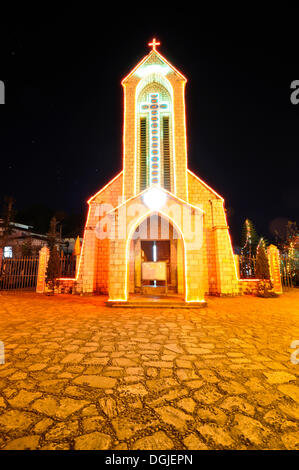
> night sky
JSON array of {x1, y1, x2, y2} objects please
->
[{"x1": 0, "y1": 8, "x2": 298, "y2": 247}]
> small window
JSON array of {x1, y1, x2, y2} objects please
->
[{"x1": 3, "y1": 246, "x2": 13, "y2": 258}]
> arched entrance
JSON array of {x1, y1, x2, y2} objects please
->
[{"x1": 127, "y1": 213, "x2": 185, "y2": 297}]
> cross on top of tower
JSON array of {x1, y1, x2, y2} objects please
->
[{"x1": 148, "y1": 38, "x2": 160, "y2": 51}]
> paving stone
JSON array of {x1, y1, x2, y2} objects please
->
[
  {"x1": 61, "y1": 353, "x2": 85, "y2": 364},
  {"x1": 232, "y1": 414, "x2": 272, "y2": 446},
  {"x1": 176, "y1": 359, "x2": 193, "y2": 369},
  {"x1": 193, "y1": 385, "x2": 223, "y2": 404},
  {"x1": 38, "y1": 379, "x2": 67, "y2": 393},
  {"x1": 277, "y1": 384, "x2": 299, "y2": 403},
  {"x1": 81, "y1": 405, "x2": 99, "y2": 417},
  {"x1": 196, "y1": 406, "x2": 227, "y2": 425},
  {"x1": 147, "y1": 388, "x2": 188, "y2": 406},
  {"x1": 262, "y1": 409, "x2": 294, "y2": 430},
  {"x1": 218, "y1": 381, "x2": 247, "y2": 395},
  {"x1": 31, "y1": 396, "x2": 88, "y2": 418},
  {"x1": 197, "y1": 369, "x2": 219, "y2": 383},
  {"x1": 98, "y1": 397, "x2": 118, "y2": 418},
  {"x1": 33, "y1": 418, "x2": 53, "y2": 433},
  {"x1": 146, "y1": 378, "x2": 178, "y2": 392},
  {"x1": 196, "y1": 423, "x2": 234, "y2": 447},
  {"x1": 65, "y1": 386, "x2": 85, "y2": 397},
  {"x1": 244, "y1": 377, "x2": 265, "y2": 392},
  {"x1": 112, "y1": 416, "x2": 157, "y2": 440},
  {"x1": 45, "y1": 420, "x2": 79, "y2": 440},
  {"x1": 82, "y1": 416, "x2": 105, "y2": 433},
  {"x1": 185, "y1": 380, "x2": 204, "y2": 389},
  {"x1": 132, "y1": 431, "x2": 174, "y2": 450},
  {"x1": 252, "y1": 391, "x2": 281, "y2": 407},
  {"x1": 176, "y1": 369, "x2": 201, "y2": 381},
  {"x1": 0, "y1": 396, "x2": 7, "y2": 408},
  {"x1": 143, "y1": 361, "x2": 173, "y2": 368},
  {"x1": 177, "y1": 398, "x2": 196, "y2": 413},
  {"x1": 154, "y1": 405, "x2": 192, "y2": 431},
  {"x1": 3, "y1": 435, "x2": 40, "y2": 450},
  {"x1": 278, "y1": 403, "x2": 299, "y2": 421},
  {"x1": 8, "y1": 390, "x2": 42, "y2": 408},
  {"x1": 263, "y1": 371, "x2": 297, "y2": 384},
  {"x1": 164, "y1": 344, "x2": 184, "y2": 354},
  {"x1": 281, "y1": 431, "x2": 299, "y2": 450},
  {"x1": 0, "y1": 409, "x2": 38, "y2": 433},
  {"x1": 183, "y1": 433, "x2": 209, "y2": 450},
  {"x1": 112, "y1": 358, "x2": 137, "y2": 367},
  {"x1": 126, "y1": 367, "x2": 144, "y2": 376},
  {"x1": 28, "y1": 363, "x2": 48, "y2": 371},
  {"x1": 73, "y1": 375, "x2": 116, "y2": 389},
  {"x1": 186, "y1": 347, "x2": 213, "y2": 355},
  {"x1": 118, "y1": 383, "x2": 148, "y2": 396},
  {"x1": 220, "y1": 396, "x2": 255, "y2": 416},
  {"x1": 8, "y1": 371, "x2": 27, "y2": 381},
  {"x1": 74, "y1": 431, "x2": 111, "y2": 450}
]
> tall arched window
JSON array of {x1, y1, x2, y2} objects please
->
[{"x1": 136, "y1": 78, "x2": 173, "y2": 192}]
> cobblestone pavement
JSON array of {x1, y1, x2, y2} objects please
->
[{"x1": 0, "y1": 290, "x2": 299, "y2": 450}]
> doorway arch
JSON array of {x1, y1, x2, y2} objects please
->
[{"x1": 126, "y1": 211, "x2": 186, "y2": 298}]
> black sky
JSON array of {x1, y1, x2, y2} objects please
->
[{"x1": 0, "y1": 7, "x2": 298, "y2": 246}]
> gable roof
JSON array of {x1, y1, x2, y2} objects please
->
[
  {"x1": 105, "y1": 186, "x2": 204, "y2": 216},
  {"x1": 121, "y1": 49, "x2": 187, "y2": 85}
]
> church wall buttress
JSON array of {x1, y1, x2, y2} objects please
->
[
  {"x1": 172, "y1": 80, "x2": 188, "y2": 200},
  {"x1": 123, "y1": 82, "x2": 138, "y2": 200}
]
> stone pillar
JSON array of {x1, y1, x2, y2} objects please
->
[
  {"x1": 108, "y1": 238, "x2": 127, "y2": 301},
  {"x1": 134, "y1": 239, "x2": 141, "y2": 292},
  {"x1": 234, "y1": 254, "x2": 240, "y2": 279},
  {"x1": 170, "y1": 239, "x2": 177, "y2": 288},
  {"x1": 267, "y1": 244, "x2": 283, "y2": 294},
  {"x1": 129, "y1": 239, "x2": 135, "y2": 293},
  {"x1": 36, "y1": 246, "x2": 50, "y2": 293},
  {"x1": 79, "y1": 228, "x2": 97, "y2": 294},
  {"x1": 210, "y1": 200, "x2": 239, "y2": 295},
  {"x1": 185, "y1": 242, "x2": 205, "y2": 302},
  {"x1": 177, "y1": 238, "x2": 184, "y2": 295}
]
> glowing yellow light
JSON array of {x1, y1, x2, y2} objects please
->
[{"x1": 143, "y1": 187, "x2": 167, "y2": 210}]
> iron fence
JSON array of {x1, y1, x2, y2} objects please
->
[
  {"x1": 59, "y1": 254, "x2": 76, "y2": 278},
  {"x1": 0, "y1": 257, "x2": 39, "y2": 290}
]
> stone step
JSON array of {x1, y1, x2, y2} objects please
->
[{"x1": 106, "y1": 300, "x2": 207, "y2": 308}]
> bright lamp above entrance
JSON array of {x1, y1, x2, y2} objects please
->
[{"x1": 143, "y1": 187, "x2": 167, "y2": 211}]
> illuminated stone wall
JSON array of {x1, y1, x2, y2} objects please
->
[{"x1": 74, "y1": 46, "x2": 240, "y2": 301}]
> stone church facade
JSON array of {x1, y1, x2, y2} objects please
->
[{"x1": 73, "y1": 40, "x2": 239, "y2": 303}]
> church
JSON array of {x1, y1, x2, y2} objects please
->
[{"x1": 73, "y1": 39, "x2": 239, "y2": 304}]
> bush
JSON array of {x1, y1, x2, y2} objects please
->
[{"x1": 256, "y1": 280, "x2": 279, "y2": 298}]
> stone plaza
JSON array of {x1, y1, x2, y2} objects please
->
[{"x1": 0, "y1": 289, "x2": 298, "y2": 450}]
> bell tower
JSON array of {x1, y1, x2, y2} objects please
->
[{"x1": 121, "y1": 38, "x2": 188, "y2": 201}]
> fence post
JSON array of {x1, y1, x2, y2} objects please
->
[
  {"x1": 267, "y1": 244, "x2": 283, "y2": 294},
  {"x1": 234, "y1": 254, "x2": 240, "y2": 279},
  {"x1": 36, "y1": 246, "x2": 50, "y2": 293}
]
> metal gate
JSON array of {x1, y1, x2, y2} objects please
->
[{"x1": 0, "y1": 257, "x2": 39, "y2": 290}]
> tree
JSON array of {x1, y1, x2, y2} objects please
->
[
  {"x1": 274, "y1": 220, "x2": 298, "y2": 287},
  {"x1": 255, "y1": 238, "x2": 270, "y2": 279},
  {"x1": 45, "y1": 217, "x2": 60, "y2": 294},
  {"x1": 240, "y1": 219, "x2": 259, "y2": 278},
  {"x1": 21, "y1": 237, "x2": 33, "y2": 257},
  {"x1": 0, "y1": 196, "x2": 16, "y2": 249}
]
